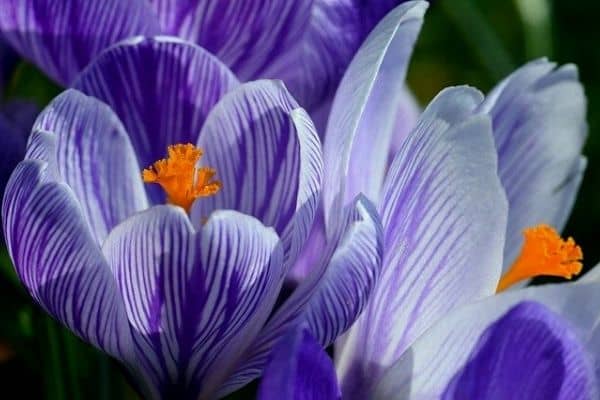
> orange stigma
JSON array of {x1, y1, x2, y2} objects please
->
[
  {"x1": 142, "y1": 143, "x2": 221, "y2": 212},
  {"x1": 497, "y1": 224, "x2": 582, "y2": 292}
]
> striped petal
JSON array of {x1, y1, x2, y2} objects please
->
[
  {"x1": 322, "y1": 1, "x2": 427, "y2": 225},
  {"x1": 258, "y1": 326, "x2": 341, "y2": 400},
  {"x1": 480, "y1": 59, "x2": 587, "y2": 270},
  {"x1": 147, "y1": 0, "x2": 312, "y2": 81},
  {"x1": 73, "y1": 36, "x2": 239, "y2": 204},
  {"x1": 374, "y1": 283, "x2": 600, "y2": 399},
  {"x1": 102, "y1": 206, "x2": 284, "y2": 398},
  {"x1": 2, "y1": 160, "x2": 133, "y2": 362},
  {"x1": 220, "y1": 195, "x2": 382, "y2": 396},
  {"x1": 31, "y1": 89, "x2": 149, "y2": 243},
  {"x1": 193, "y1": 80, "x2": 323, "y2": 267},
  {"x1": 335, "y1": 87, "x2": 508, "y2": 398},
  {"x1": 0, "y1": 0, "x2": 160, "y2": 85}
]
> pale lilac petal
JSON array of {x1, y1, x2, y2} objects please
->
[
  {"x1": 147, "y1": 0, "x2": 311, "y2": 81},
  {"x1": 31, "y1": 89, "x2": 149, "y2": 243},
  {"x1": 335, "y1": 87, "x2": 508, "y2": 398},
  {"x1": 258, "y1": 327, "x2": 341, "y2": 400},
  {"x1": 374, "y1": 282, "x2": 600, "y2": 399},
  {"x1": 220, "y1": 195, "x2": 382, "y2": 395},
  {"x1": 322, "y1": 1, "x2": 427, "y2": 224},
  {"x1": 102, "y1": 206, "x2": 284, "y2": 398},
  {"x1": 73, "y1": 36, "x2": 239, "y2": 203},
  {"x1": 2, "y1": 160, "x2": 133, "y2": 362},
  {"x1": 480, "y1": 59, "x2": 587, "y2": 270},
  {"x1": 193, "y1": 80, "x2": 322, "y2": 266},
  {"x1": 0, "y1": 0, "x2": 160, "y2": 85}
]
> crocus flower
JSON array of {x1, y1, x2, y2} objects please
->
[
  {"x1": 286, "y1": 0, "x2": 587, "y2": 397},
  {"x1": 0, "y1": 0, "x2": 421, "y2": 115},
  {"x1": 2, "y1": 36, "x2": 385, "y2": 399},
  {"x1": 257, "y1": 285, "x2": 600, "y2": 399}
]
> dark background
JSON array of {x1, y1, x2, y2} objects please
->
[{"x1": 0, "y1": 0, "x2": 598, "y2": 398}]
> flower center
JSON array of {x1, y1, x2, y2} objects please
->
[
  {"x1": 142, "y1": 143, "x2": 221, "y2": 212},
  {"x1": 496, "y1": 224, "x2": 582, "y2": 292}
]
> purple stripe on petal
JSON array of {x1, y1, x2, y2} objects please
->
[
  {"x1": 2, "y1": 160, "x2": 133, "y2": 364},
  {"x1": 193, "y1": 80, "x2": 322, "y2": 267},
  {"x1": 336, "y1": 86, "x2": 508, "y2": 399},
  {"x1": 0, "y1": 0, "x2": 160, "y2": 85},
  {"x1": 374, "y1": 283, "x2": 600, "y2": 400},
  {"x1": 147, "y1": 0, "x2": 312, "y2": 81},
  {"x1": 32, "y1": 89, "x2": 149, "y2": 243},
  {"x1": 258, "y1": 326, "x2": 341, "y2": 400},
  {"x1": 220, "y1": 195, "x2": 382, "y2": 396},
  {"x1": 323, "y1": 1, "x2": 427, "y2": 227},
  {"x1": 102, "y1": 206, "x2": 284, "y2": 398},
  {"x1": 73, "y1": 36, "x2": 239, "y2": 204},
  {"x1": 480, "y1": 59, "x2": 587, "y2": 271}
]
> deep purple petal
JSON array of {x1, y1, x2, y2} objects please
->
[
  {"x1": 220, "y1": 195, "x2": 382, "y2": 396},
  {"x1": 31, "y1": 89, "x2": 149, "y2": 243},
  {"x1": 335, "y1": 87, "x2": 508, "y2": 398},
  {"x1": 102, "y1": 206, "x2": 284, "y2": 398},
  {"x1": 2, "y1": 160, "x2": 133, "y2": 362},
  {"x1": 374, "y1": 282, "x2": 600, "y2": 399},
  {"x1": 73, "y1": 36, "x2": 239, "y2": 204},
  {"x1": 147, "y1": 0, "x2": 312, "y2": 81},
  {"x1": 258, "y1": 327, "x2": 341, "y2": 400},
  {"x1": 0, "y1": 0, "x2": 160, "y2": 85},
  {"x1": 322, "y1": 1, "x2": 427, "y2": 226},
  {"x1": 480, "y1": 59, "x2": 587, "y2": 271},
  {"x1": 193, "y1": 80, "x2": 322, "y2": 267}
]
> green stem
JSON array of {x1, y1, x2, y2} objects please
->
[
  {"x1": 515, "y1": 0, "x2": 553, "y2": 58},
  {"x1": 440, "y1": 0, "x2": 515, "y2": 81},
  {"x1": 62, "y1": 331, "x2": 83, "y2": 400},
  {"x1": 43, "y1": 317, "x2": 67, "y2": 400}
]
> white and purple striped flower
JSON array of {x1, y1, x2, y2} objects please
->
[
  {"x1": 2, "y1": 35, "x2": 385, "y2": 399},
  {"x1": 0, "y1": 0, "x2": 419, "y2": 116}
]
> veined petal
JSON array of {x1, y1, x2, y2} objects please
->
[
  {"x1": 258, "y1": 326, "x2": 341, "y2": 400},
  {"x1": 102, "y1": 206, "x2": 284, "y2": 398},
  {"x1": 335, "y1": 87, "x2": 508, "y2": 398},
  {"x1": 480, "y1": 59, "x2": 587, "y2": 271},
  {"x1": 73, "y1": 36, "x2": 239, "y2": 203},
  {"x1": 147, "y1": 0, "x2": 312, "y2": 81},
  {"x1": 193, "y1": 80, "x2": 323, "y2": 267},
  {"x1": 322, "y1": 1, "x2": 427, "y2": 226},
  {"x1": 0, "y1": 0, "x2": 160, "y2": 85},
  {"x1": 2, "y1": 160, "x2": 133, "y2": 363},
  {"x1": 31, "y1": 89, "x2": 149, "y2": 243},
  {"x1": 220, "y1": 195, "x2": 382, "y2": 396},
  {"x1": 374, "y1": 283, "x2": 600, "y2": 399}
]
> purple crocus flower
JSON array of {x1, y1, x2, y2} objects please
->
[
  {"x1": 2, "y1": 36, "x2": 385, "y2": 398},
  {"x1": 278, "y1": 0, "x2": 588, "y2": 398},
  {"x1": 257, "y1": 289, "x2": 600, "y2": 399},
  {"x1": 0, "y1": 0, "x2": 421, "y2": 116}
]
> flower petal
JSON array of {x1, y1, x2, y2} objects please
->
[
  {"x1": 480, "y1": 59, "x2": 587, "y2": 270},
  {"x1": 258, "y1": 326, "x2": 341, "y2": 400},
  {"x1": 193, "y1": 80, "x2": 323, "y2": 266},
  {"x1": 374, "y1": 283, "x2": 600, "y2": 399},
  {"x1": 31, "y1": 89, "x2": 149, "y2": 243},
  {"x1": 335, "y1": 86, "x2": 508, "y2": 397},
  {"x1": 0, "y1": 0, "x2": 160, "y2": 85},
  {"x1": 220, "y1": 195, "x2": 382, "y2": 396},
  {"x1": 322, "y1": 1, "x2": 427, "y2": 225},
  {"x1": 2, "y1": 160, "x2": 133, "y2": 362},
  {"x1": 147, "y1": 0, "x2": 312, "y2": 81},
  {"x1": 102, "y1": 206, "x2": 284, "y2": 398},
  {"x1": 73, "y1": 36, "x2": 239, "y2": 203}
]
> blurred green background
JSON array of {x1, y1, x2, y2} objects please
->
[{"x1": 0, "y1": 0, "x2": 598, "y2": 398}]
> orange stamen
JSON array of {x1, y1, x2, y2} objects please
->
[
  {"x1": 497, "y1": 224, "x2": 582, "y2": 292},
  {"x1": 142, "y1": 143, "x2": 221, "y2": 212}
]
